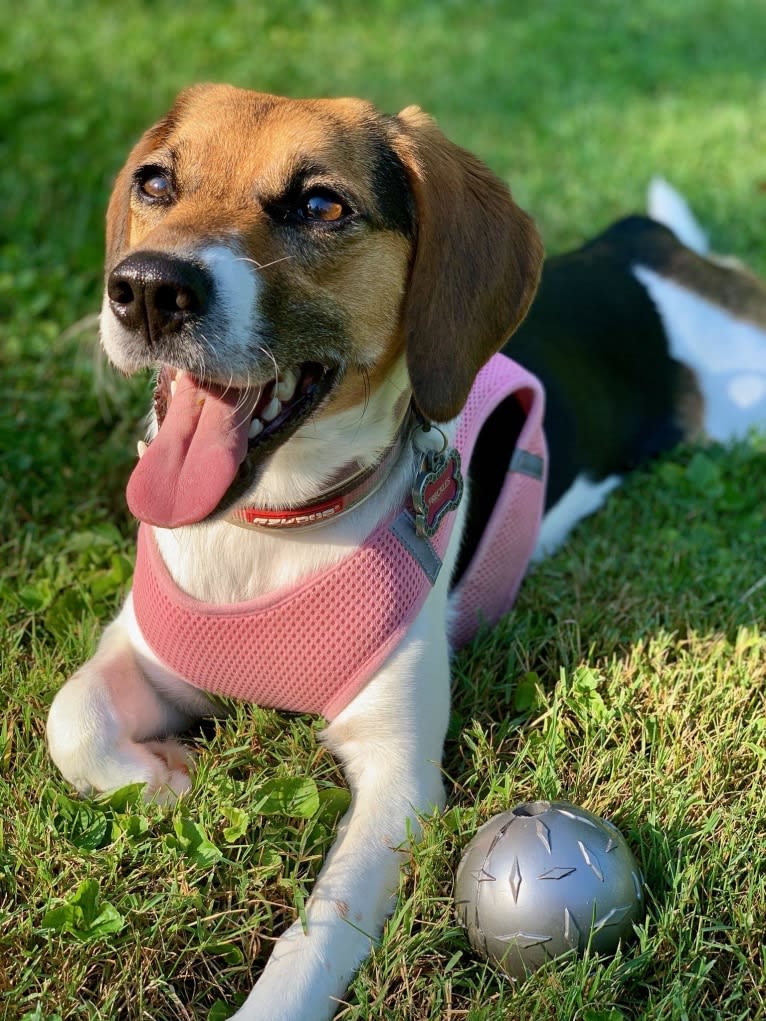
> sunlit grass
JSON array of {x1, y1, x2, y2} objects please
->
[{"x1": 2, "y1": 2, "x2": 765, "y2": 1018}]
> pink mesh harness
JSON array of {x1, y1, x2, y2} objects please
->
[{"x1": 132, "y1": 354, "x2": 547, "y2": 719}]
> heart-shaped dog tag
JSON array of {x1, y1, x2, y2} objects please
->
[{"x1": 413, "y1": 446, "x2": 464, "y2": 538}]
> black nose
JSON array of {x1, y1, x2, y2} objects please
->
[{"x1": 107, "y1": 252, "x2": 213, "y2": 345}]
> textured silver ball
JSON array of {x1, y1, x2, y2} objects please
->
[{"x1": 455, "y1": 801, "x2": 644, "y2": 979}]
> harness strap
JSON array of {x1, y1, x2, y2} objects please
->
[{"x1": 448, "y1": 358, "x2": 547, "y2": 649}]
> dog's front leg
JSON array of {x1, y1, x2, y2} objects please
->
[
  {"x1": 231, "y1": 602, "x2": 451, "y2": 1021},
  {"x1": 47, "y1": 596, "x2": 217, "y2": 800}
]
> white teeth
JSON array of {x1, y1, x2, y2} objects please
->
[
  {"x1": 170, "y1": 379, "x2": 177, "y2": 398},
  {"x1": 276, "y1": 369, "x2": 298, "y2": 402},
  {"x1": 261, "y1": 396, "x2": 281, "y2": 422},
  {"x1": 248, "y1": 418, "x2": 264, "y2": 439},
  {"x1": 137, "y1": 440, "x2": 148, "y2": 459}
]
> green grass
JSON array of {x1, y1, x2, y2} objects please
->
[{"x1": 2, "y1": 1, "x2": 766, "y2": 1019}]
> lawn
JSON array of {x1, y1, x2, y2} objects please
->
[{"x1": 2, "y1": 1, "x2": 766, "y2": 1019}]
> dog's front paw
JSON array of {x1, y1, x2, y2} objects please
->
[
  {"x1": 49, "y1": 709, "x2": 194, "y2": 803},
  {"x1": 125, "y1": 738, "x2": 195, "y2": 803},
  {"x1": 47, "y1": 654, "x2": 195, "y2": 802}
]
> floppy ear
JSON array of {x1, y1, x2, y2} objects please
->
[{"x1": 391, "y1": 107, "x2": 543, "y2": 422}]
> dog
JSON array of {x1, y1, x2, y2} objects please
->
[{"x1": 46, "y1": 85, "x2": 766, "y2": 1020}]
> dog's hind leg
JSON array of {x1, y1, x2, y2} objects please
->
[
  {"x1": 639, "y1": 178, "x2": 766, "y2": 443},
  {"x1": 633, "y1": 262, "x2": 766, "y2": 444},
  {"x1": 47, "y1": 596, "x2": 217, "y2": 801}
]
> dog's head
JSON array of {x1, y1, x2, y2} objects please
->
[{"x1": 101, "y1": 84, "x2": 543, "y2": 527}]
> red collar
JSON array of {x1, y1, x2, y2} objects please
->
[{"x1": 228, "y1": 410, "x2": 413, "y2": 531}]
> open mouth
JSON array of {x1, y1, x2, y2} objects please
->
[{"x1": 126, "y1": 361, "x2": 340, "y2": 528}]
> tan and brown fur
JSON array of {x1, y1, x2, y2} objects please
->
[{"x1": 104, "y1": 84, "x2": 543, "y2": 422}]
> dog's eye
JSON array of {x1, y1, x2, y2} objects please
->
[
  {"x1": 300, "y1": 190, "x2": 348, "y2": 222},
  {"x1": 267, "y1": 186, "x2": 354, "y2": 228},
  {"x1": 143, "y1": 175, "x2": 171, "y2": 199},
  {"x1": 135, "y1": 168, "x2": 174, "y2": 203}
]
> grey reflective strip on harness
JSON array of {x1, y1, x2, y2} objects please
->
[
  {"x1": 390, "y1": 448, "x2": 542, "y2": 588},
  {"x1": 510, "y1": 448, "x2": 545, "y2": 480},
  {"x1": 390, "y1": 510, "x2": 442, "y2": 585}
]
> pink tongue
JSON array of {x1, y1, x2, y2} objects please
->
[{"x1": 127, "y1": 373, "x2": 252, "y2": 527}]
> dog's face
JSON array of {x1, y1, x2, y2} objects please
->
[{"x1": 101, "y1": 84, "x2": 542, "y2": 527}]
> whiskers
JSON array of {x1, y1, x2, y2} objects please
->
[
  {"x1": 179, "y1": 313, "x2": 284, "y2": 430},
  {"x1": 259, "y1": 343, "x2": 281, "y2": 388},
  {"x1": 234, "y1": 254, "x2": 295, "y2": 273},
  {"x1": 227, "y1": 344, "x2": 283, "y2": 430},
  {"x1": 350, "y1": 367, "x2": 372, "y2": 442},
  {"x1": 231, "y1": 371, "x2": 261, "y2": 430}
]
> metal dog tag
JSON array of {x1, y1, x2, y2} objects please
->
[{"x1": 412, "y1": 431, "x2": 464, "y2": 539}]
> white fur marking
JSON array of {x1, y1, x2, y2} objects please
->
[
  {"x1": 533, "y1": 473, "x2": 622, "y2": 561},
  {"x1": 200, "y1": 243, "x2": 259, "y2": 344},
  {"x1": 728, "y1": 374, "x2": 766, "y2": 409},
  {"x1": 633, "y1": 265, "x2": 766, "y2": 442},
  {"x1": 647, "y1": 177, "x2": 709, "y2": 254}
]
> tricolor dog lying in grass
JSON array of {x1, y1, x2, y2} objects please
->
[{"x1": 46, "y1": 85, "x2": 766, "y2": 1020}]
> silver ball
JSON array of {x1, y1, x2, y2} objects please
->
[{"x1": 455, "y1": 801, "x2": 644, "y2": 979}]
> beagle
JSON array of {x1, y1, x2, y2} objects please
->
[{"x1": 46, "y1": 85, "x2": 766, "y2": 1020}]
